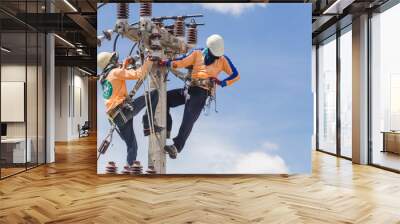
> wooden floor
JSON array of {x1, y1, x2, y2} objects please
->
[
  {"x1": 1, "y1": 167, "x2": 26, "y2": 178},
  {"x1": 1, "y1": 135, "x2": 400, "y2": 224}
]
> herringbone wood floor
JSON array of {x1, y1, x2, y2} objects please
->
[{"x1": 1, "y1": 135, "x2": 400, "y2": 224}]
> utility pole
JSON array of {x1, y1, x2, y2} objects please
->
[
  {"x1": 148, "y1": 66, "x2": 167, "y2": 173},
  {"x1": 97, "y1": 3, "x2": 204, "y2": 174}
]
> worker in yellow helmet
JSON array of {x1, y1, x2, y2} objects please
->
[
  {"x1": 158, "y1": 34, "x2": 240, "y2": 159},
  {"x1": 97, "y1": 52, "x2": 162, "y2": 167}
]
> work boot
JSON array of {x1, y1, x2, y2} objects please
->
[
  {"x1": 143, "y1": 125, "x2": 164, "y2": 136},
  {"x1": 164, "y1": 144, "x2": 178, "y2": 159}
]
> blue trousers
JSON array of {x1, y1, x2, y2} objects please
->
[
  {"x1": 116, "y1": 90, "x2": 158, "y2": 165},
  {"x1": 166, "y1": 87, "x2": 208, "y2": 152}
]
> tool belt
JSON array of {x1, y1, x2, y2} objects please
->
[
  {"x1": 190, "y1": 78, "x2": 215, "y2": 92},
  {"x1": 107, "y1": 100, "x2": 134, "y2": 128}
]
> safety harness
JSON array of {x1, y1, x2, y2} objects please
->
[
  {"x1": 170, "y1": 67, "x2": 218, "y2": 114},
  {"x1": 97, "y1": 62, "x2": 149, "y2": 160}
]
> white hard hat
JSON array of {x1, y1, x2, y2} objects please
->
[
  {"x1": 206, "y1": 34, "x2": 224, "y2": 57},
  {"x1": 97, "y1": 52, "x2": 115, "y2": 70}
]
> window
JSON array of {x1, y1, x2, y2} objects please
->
[
  {"x1": 317, "y1": 35, "x2": 337, "y2": 154},
  {"x1": 0, "y1": 0, "x2": 46, "y2": 179},
  {"x1": 370, "y1": 3, "x2": 400, "y2": 171},
  {"x1": 339, "y1": 27, "x2": 352, "y2": 158}
]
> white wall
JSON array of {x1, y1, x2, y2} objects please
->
[
  {"x1": 1, "y1": 65, "x2": 28, "y2": 140},
  {"x1": 72, "y1": 72, "x2": 89, "y2": 138},
  {"x1": 54, "y1": 67, "x2": 89, "y2": 141},
  {"x1": 1, "y1": 63, "x2": 46, "y2": 163},
  {"x1": 1, "y1": 65, "x2": 39, "y2": 137},
  {"x1": 55, "y1": 66, "x2": 69, "y2": 141}
]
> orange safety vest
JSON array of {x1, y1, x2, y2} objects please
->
[{"x1": 171, "y1": 48, "x2": 240, "y2": 86}]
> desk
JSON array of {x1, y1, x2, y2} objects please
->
[
  {"x1": 382, "y1": 131, "x2": 400, "y2": 155},
  {"x1": 1, "y1": 138, "x2": 31, "y2": 163}
]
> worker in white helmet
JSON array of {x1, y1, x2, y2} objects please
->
[
  {"x1": 156, "y1": 34, "x2": 240, "y2": 159},
  {"x1": 97, "y1": 52, "x2": 162, "y2": 167}
]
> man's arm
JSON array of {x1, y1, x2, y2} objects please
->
[
  {"x1": 113, "y1": 59, "x2": 152, "y2": 80},
  {"x1": 170, "y1": 50, "x2": 197, "y2": 69},
  {"x1": 220, "y1": 55, "x2": 240, "y2": 87}
]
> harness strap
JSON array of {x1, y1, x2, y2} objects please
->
[
  {"x1": 190, "y1": 78, "x2": 214, "y2": 90},
  {"x1": 99, "y1": 64, "x2": 117, "y2": 84}
]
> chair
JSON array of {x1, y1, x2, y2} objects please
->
[{"x1": 78, "y1": 121, "x2": 90, "y2": 138}]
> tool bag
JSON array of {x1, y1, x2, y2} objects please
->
[
  {"x1": 106, "y1": 101, "x2": 134, "y2": 128},
  {"x1": 190, "y1": 78, "x2": 216, "y2": 97}
]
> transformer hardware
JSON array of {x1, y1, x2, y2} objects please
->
[
  {"x1": 105, "y1": 161, "x2": 118, "y2": 174},
  {"x1": 186, "y1": 19, "x2": 204, "y2": 46},
  {"x1": 117, "y1": 3, "x2": 129, "y2": 20},
  {"x1": 140, "y1": 2, "x2": 152, "y2": 17},
  {"x1": 174, "y1": 18, "x2": 185, "y2": 38}
]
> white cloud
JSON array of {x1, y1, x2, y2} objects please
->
[
  {"x1": 198, "y1": 3, "x2": 267, "y2": 16},
  {"x1": 167, "y1": 114, "x2": 289, "y2": 174},
  {"x1": 169, "y1": 134, "x2": 289, "y2": 174},
  {"x1": 262, "y1": 141, "x2": 280, "y2": 151},
  {"x1": 234, "y1": 152, "x2": 288, "y2": 174}
]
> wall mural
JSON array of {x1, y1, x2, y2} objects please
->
[{"x1": 97, "y1": 3, "x2": 312, "y2": 174}]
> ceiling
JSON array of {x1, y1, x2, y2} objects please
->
[
  {"x1": 0, "y1": 0, "x2": 97, "y2": 74},
  {"x1": 310, "y1": 0, "x2": 390, "y2": 43}
]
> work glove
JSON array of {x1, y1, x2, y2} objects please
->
[
  {"x1": 123, "y1": 56, "x2": 134, "y2": 69},
  {"x1": 210, "y1": 77, "x2": 221, "y2": 86},
  {"x1": 220, "y1": 80, "x2": 227, "y2": 88},
  {"x1": 210, "y1": 78, "x2": 227, "y2": 88}
]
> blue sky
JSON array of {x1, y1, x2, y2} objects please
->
[{"x1": 97, "y1": 3, "x2": 312, "y2": 174}]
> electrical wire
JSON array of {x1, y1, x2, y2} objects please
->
[
  {"x1": 113, "y1": 33, "x2": 120, "y2": 52},
  {"x1": 129, "y1": 42, "x2": 138, "y2": 56},
  {"x1": 97, "y1": 3, "x2": 107, "y2": 9}
]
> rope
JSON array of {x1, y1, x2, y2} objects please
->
[
  {"x1": 142, "y1": 73, "x2": 165, "y2": 155},
  {"x1": 136, "y1": 37, "x2": 164, "y2": 153},
  {"x1": 143, "y1": 77, "x2": 155, "y2": 136},
  {"x1": 147, "y1": 77, "x2": 156, "y2": 135}
]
